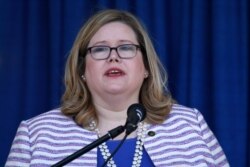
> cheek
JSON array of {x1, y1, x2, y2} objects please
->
[
  {"x1": 84, "y1": 58, "x2": 98, "y2": 77},
  {"x1": 132, "y1": 56, "x2": 146, "y2": 75}
]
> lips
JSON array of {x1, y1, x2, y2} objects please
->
[{"x1": 104, "y1": 68, "x2": 125, "y2": 77}]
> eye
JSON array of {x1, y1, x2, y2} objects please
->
[
  {"x1": 91, "y1": 46, "x2": 109, "y2": 53},
  {"x1": 119, "y1": 45, "x2": 135, "y2": 51}
]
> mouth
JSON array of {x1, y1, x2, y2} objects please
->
[{"x1": 104, "y1": 68, "x2": 125, "y2": 77}]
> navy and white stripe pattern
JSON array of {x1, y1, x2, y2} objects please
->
[
  {"x1": 144, "y1": 105, "x2": 229, "y2": 166},
  {"x1": 6, "y1": 104, "x2": 229, "y2": 166}
]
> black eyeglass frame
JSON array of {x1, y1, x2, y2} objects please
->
[{"x1": 87, "y1": 44, "x2": 141, "y2": 60}]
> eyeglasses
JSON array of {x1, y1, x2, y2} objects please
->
[{"x1": 87, "y1": 44, "x2": 140, "y2": 60}]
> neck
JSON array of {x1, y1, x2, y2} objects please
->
[
  {"x1": 90, "y1": 92, "x2": 140, "y2": 139},
  {"x1": 93, "y1": 93, "x2": 139, "y2": 122},
  {"x1": 94, "y1": 103, "x2": 126, "y2": 136},
  {"x1": 93, "y1": 102, "x2": 138, "y2": 139}
]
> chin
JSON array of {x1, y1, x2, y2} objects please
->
[{"x1": 106, "y1": 88, "x2": 125, "y2": 94}]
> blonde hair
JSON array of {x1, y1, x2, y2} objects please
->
[{"x1": 61, "y1": 9, "x2": 174, "y2": 128}]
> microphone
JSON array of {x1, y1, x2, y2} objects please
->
[{"x1": 125, "y1": 103, "x2": 146, "y2": 135}]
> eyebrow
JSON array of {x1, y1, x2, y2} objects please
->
[{"x1": 89, "y1": 40, "x2": 136, "y2": 47}]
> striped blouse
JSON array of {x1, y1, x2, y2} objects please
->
[{"x1": 5, "y1": 104, "x2": 229, "y2": 166}]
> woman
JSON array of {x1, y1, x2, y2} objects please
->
[{"x1": 6, "y1": 9, "x2": 229, "y2": 166}]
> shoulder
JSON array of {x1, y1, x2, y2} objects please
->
[
  {"x1": 25, "y1": 108, "x2": 72, "y2": 126},
  {"x1": 168, "y1": 104, "x2": 208, "y2": 129},
  {"x1": 20, "y1": 108, "x2": 95, "y2": 140},
  {"x1": 147, "y1": 104, "x2": 204, "y2": 134},
  {"x1": 170, "y1": 103, "x2": 200, "y2": 118},
  {"x1": 168, "y1": 104, "x2": 201, "y2": 122},
  {"x1": 19, "y1": 108, "x2": 75, "y2": 132}
]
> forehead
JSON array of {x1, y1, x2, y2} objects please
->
[{"x1": 89, "y1": 22, "x2": 138, "y2": 45}]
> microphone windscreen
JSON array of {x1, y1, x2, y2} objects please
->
[
  {"x1": 125, "y1": 103, "x2": 146, "y2": 135},
  {"x1": 127, "y1": 103, "x2": 146, "y2": 122}
]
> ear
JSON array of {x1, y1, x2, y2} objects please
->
[
  {"x1": 144, "y1": 71, "x2": 149, "y2": 78},
  {"x1": 81, "y1": 75, "x2": 86, "y2": 81}
]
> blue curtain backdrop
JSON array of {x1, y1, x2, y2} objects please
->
[{"x1": 0, "y1": 0, "x2": 249, "y2": 166}]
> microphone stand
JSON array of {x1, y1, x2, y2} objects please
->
[{"x1": 51, "y1": 125, "x2": 125, "y2": 167}]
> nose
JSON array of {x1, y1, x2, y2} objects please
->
[{"x1": 107, "y1": 49, "x2": 121, "y2": 63}]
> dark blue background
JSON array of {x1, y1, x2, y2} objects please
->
[{"x1": 0, "y1": 0, "x2": 249, "y2": 166}]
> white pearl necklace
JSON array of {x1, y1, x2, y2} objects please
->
[{"x1": 90, "y1": 121, "x2": 147, "y2": 167}]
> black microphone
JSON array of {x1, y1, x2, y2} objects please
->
[{"x1": 125, "y1": 103, "x2": 146, "y2": 135}]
